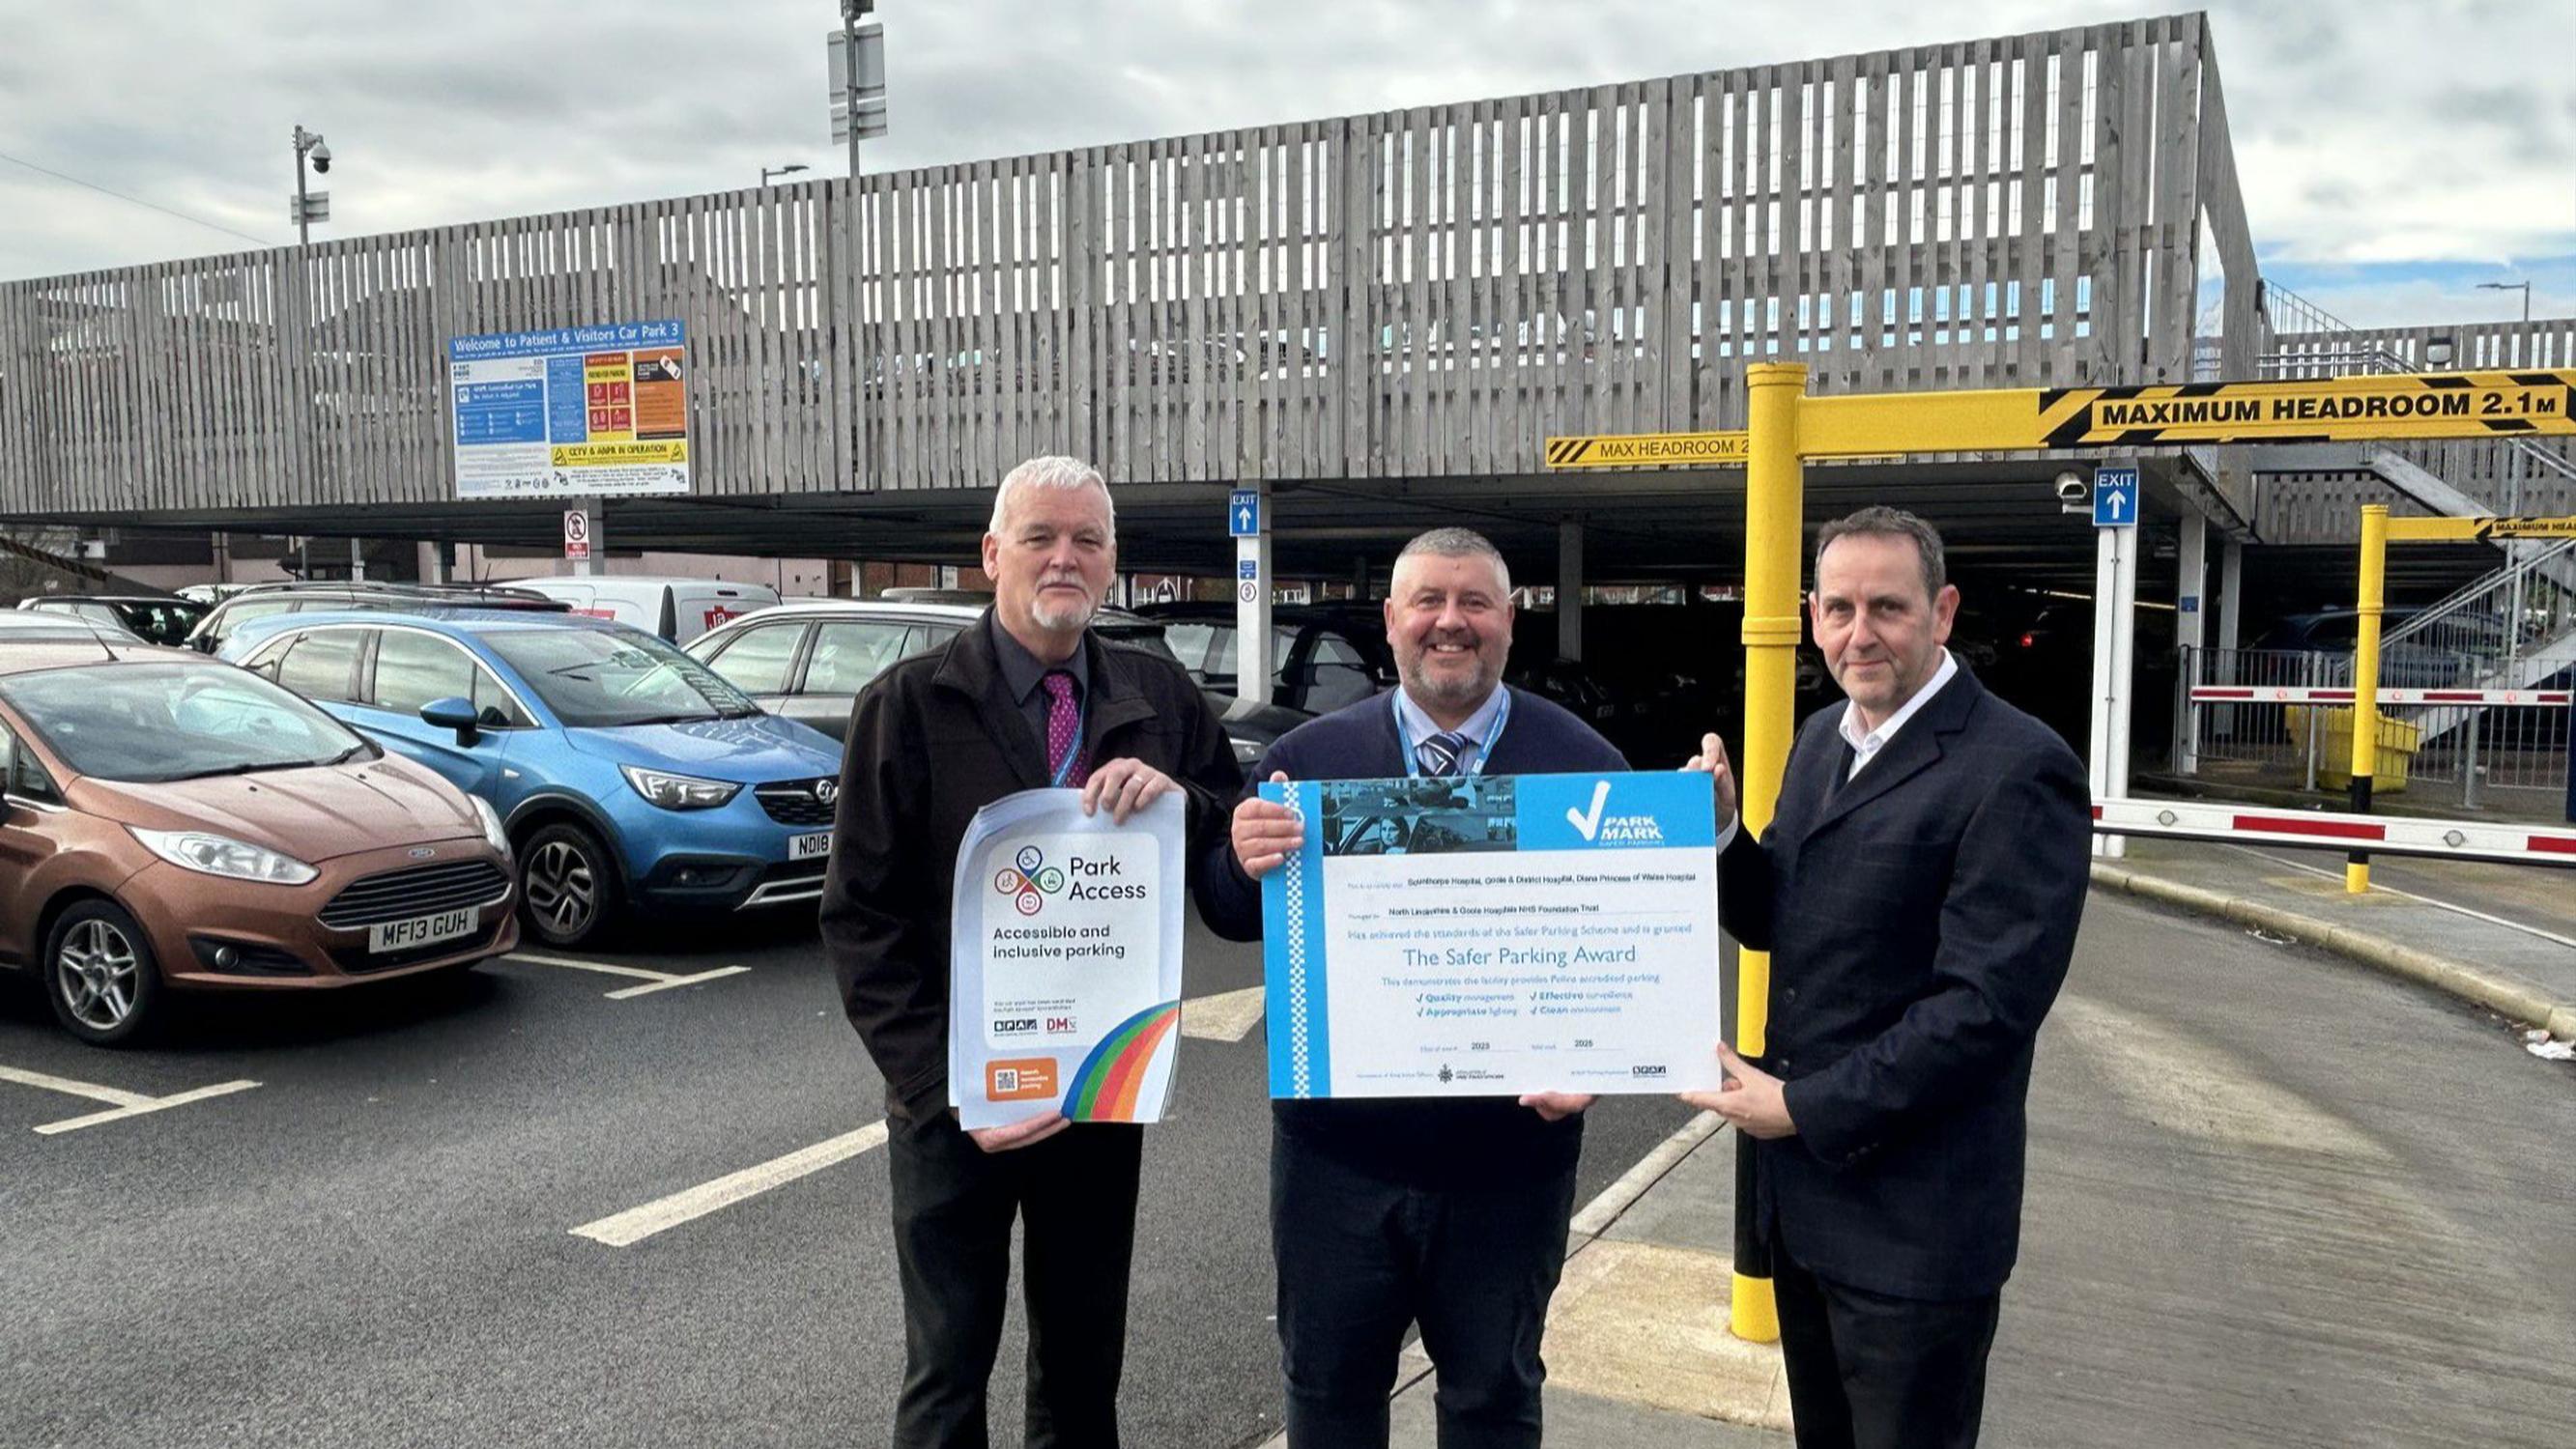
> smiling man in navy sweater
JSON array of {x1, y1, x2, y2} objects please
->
[{"x1": 1194, "y1": 526, "x2": 1626, "y2": 1449}]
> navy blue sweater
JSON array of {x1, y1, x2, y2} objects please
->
[{"x1": 1194, "y1": 686, "x2": 1629, "y2": 1187}]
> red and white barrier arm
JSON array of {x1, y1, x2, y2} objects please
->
[
  {"x1": 2092, "y1": 798, "x2": 2576, "y2": 867},
  {"x1": 2189, "y1": 686, "x2": 2570, "y2": 707}
]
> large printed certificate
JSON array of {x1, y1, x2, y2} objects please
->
[
  {"x1": 1262, "y1": 771, "x2": 1722, "y2": 1099},
  {"x1": 949, "y1": 790, "x2": 1186, "y2": 1130}
]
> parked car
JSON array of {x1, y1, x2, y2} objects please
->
[
  {"x1": 0, "y1": 639, "x2": 519, "y2": 1044},
  {"x1": 176, "y1": 582, "x2": 259, "y2": 606},
  {"x1": 186, "y1": 581, "x2": 569, "y2": 656},
  {"x1": 222, "y1": 610, "x2": 844, "y2": 950},
  {"x1": 17, "y1": 594, "x2": 208, "y2": 647},
  {"x1": 513, "y1": 576, "x2": 782, "y2": 645},
  {"x1": 0, "y1": 611, "x2": 145, "y2": 643},
  {"x1": 685, "y1": 598, "x2": 1308, "y2": 765}
]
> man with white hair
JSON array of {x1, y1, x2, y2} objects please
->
[
  {"x1": 821, "y1": 455, "x2": 1244, "y2": 1448},
  {"x1": 1194, "y1": 526, "x2": 1627, "y2": 1449}
]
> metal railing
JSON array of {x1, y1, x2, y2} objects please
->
[{"x1": 2176, "y1": 645, "x2": 2570, "y2": 808}]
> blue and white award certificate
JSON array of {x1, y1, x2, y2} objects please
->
[
  {"x1": 949, "y1": 789, "x2": 1187, "y2": 1131},
  {"x1": 1262, "y1": 771, "x2": 1722, "y2": 1100}
]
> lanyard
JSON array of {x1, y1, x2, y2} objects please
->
[
  {"x1": 1393, "y1": 687, "x2": 1510, "y2": 779},
  {"x1": 1047, "y1": 690, "x2": 1088, "y2": 787}
]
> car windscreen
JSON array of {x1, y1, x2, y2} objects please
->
[
  {"x1": 484, "y1": 626, "x2": 760, "y2": 727},
  {"x1": 0, "y1": 662, "x2": 370, "y2": 783},
  {"x1": 107, "y1": 600, "x2": 208, "y2": 645},
  {"x1": 1094, "y1": 623, "x2": 1184, "y2": 668}
]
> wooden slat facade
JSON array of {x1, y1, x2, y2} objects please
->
[{"x1": 2, "y1": 17, "x2": 2253, "y2": 520}]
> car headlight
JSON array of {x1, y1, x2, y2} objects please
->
[
  {"x1": 129, "y1": 827, "x2": 319, "y2": 886},
  {"x1": 1230, "y1": 735, "x2": 1263, "y2": 765},
  {"x1": 620, "y1": 765, "x2": 743, "y2": 810},
  {"x1": 469, "y1": 795, "x2": 512, "y2": 860}
]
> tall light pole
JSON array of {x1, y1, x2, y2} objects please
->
[
  {"x1": 761, "y1": 162, "x2": 811, "y2": 186},
  {"x1": 290, "y1": 126, "x2": 331, "y2": 244},
  {"x1": 2477, "y1": 279, "x2": 2533, "y2": 323},
  {"x1": 832, "y1": 1, "x2": 885, "y2": 178}
]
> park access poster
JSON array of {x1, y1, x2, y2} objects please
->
[
  {"x1": 948, "y1": 789, "x2": 1188, "y2": 1131},
  {"x1": 448, "y1": 320, "x2": 691, "y2": 498}
]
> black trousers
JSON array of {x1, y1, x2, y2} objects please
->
[
  {"x1": 885, "y1": 1112, "x2": 1144, "y2": 1449},
  {"x1": 1271, "y1": 1129, "x2": 1579, "y2": 1449},
  {"x1": 1772, "y1": 1243, "x2": 2001, "y2": 1449}
]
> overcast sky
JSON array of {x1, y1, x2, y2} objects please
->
[{"x1": 3, "y1": 0, "x2": 2567, "y2": 327}]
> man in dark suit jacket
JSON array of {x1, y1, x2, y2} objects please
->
[
  {"x1": 1196, "y1": 527, "x2": 1626, "y2": 1449},
  {"x1": 821, "y1": 456, "x2": 1242, "y2": 1449},
  {"x1": 1685, "y1": 506, "x2": 2090, "y2": 1449}
]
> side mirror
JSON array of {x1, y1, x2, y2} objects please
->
[{"x1": 419, "y1": 696, "x2": 480, "y2": 743}]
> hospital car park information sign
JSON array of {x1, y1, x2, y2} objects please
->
[{"x1": 448, "y1": 321, "x2": 693, "y2": 499}]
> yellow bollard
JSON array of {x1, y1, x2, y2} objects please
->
[
  {"x1": 1729, "y1": 361, "x2": 1807, "y2": 1345},
  {"x1": 2347, "y1": 505, "x2": 2388, "y2": 893}
]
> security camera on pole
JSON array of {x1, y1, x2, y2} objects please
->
[
  {"x1": 2085, "y1": 463, "x2": 2141, "y2": 858},
  {"x1": 290, "y1": 126, "x2": 331, "y2": 243}
]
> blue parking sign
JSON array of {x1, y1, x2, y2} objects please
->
[{"x1": 2093, "y1": 468, "x2": 2139, "y2": 528}]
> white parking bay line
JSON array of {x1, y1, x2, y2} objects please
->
[
  {"x1": 0, "y1": 1065, "x2": 261, "y2": 1136},
  {"x1": 1179, "y1": 984, "x2": 1266, "y2": 1042},
  {"x1": 571, "y1": 1121, "x2": 890, "y2": 1248},
  {"x1": 503, "y1": 952, "x2": 750, "y2": 999}
]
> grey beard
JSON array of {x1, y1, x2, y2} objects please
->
[
  {"x1": 1030, "y1": 593, "x2": 1097, "y2": 633},
  {"x1": 1401, "y1": 661, "x2": 1496, "y2": 712}
]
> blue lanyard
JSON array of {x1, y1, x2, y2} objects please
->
[
  {"x1": 1392, "y1": 688, "x2": 1510, "y2": 779},
  {"x1": 1048, "y1": 691, "x2": 1087, "y2": 787}
]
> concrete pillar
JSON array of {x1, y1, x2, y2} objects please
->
[
  {"x1": 350, "y1": 537, "x2": 366, "y2": 582},
  {"x1": 417, "y1": 541, "x2": 448, "y2": 584},
  {"x1": 1557, "y1": 520, "x2": 1584, "y2": 662},
  {"x1": 1350, "y1": 554, "x2": 1370, "y2": 602},
  {"x1": 2218, "y1": 538, "x2": 2244, "y2": 652},
  {"x1": 572, "y1": 499, "x2": 602, "y2": 578},
  {"x1": 2088, "y1": 521, "x2": 2139, "y2": 858}
]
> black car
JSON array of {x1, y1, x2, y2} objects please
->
[
  {"x1": 186, "y1": 581, "x2": 570, "y2": 655},
  {"x1": 686, "y1": 598, "x2": 1311, "y2": 767},
  {"x1": 15, "y1": 594, "x2": 205, "y2": 647}
]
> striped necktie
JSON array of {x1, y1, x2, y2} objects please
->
[{"x1": 1416, "y1": 729, "x2": 1472, "y2": 777}]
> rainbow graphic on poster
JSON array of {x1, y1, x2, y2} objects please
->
[{"x1": 1063, "y1": 1000, "x2": 1181, "y2": 1121}]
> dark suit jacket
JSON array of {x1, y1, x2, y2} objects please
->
[
  {"x1": 819, "y1": 614, "x2": 1243, "y2": 1120},
  {"x1": 1720, "y1": 666, "x2": 2088, "y2": 1299}
]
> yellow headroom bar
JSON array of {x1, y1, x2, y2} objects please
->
[
  {"x1": 1793, "y1": 370, "x2": 2576, "y2": 459},
  {"x1": 2387, "y1": 514, "x2": 2576, "y2": 543},
  {"x1": 1544, "y1": 431, "x2": 1750, "y2": 469}
]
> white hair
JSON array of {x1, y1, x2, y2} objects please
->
[
  {"x1": 988, "y1": 456, "x2": 1116, "y2": 538},
  {"x1": 1394, "y1": 526, "x2": 1511, "y2": 597}
]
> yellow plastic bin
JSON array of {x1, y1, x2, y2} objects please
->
[{"x1": 2287, "y1": 705, "x2": 2420, "y2": 792}]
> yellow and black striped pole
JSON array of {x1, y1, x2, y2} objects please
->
[{"x1": 2346, "y1": 504, "x2": 2389, "y2": 893}]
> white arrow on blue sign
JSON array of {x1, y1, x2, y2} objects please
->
[
  {"x1": 1228, "y1": 489, "x2": 1261, "y2": 537},
  {"x1": 2093, "y1": 468, "x2": 2139, "y2": 529}
]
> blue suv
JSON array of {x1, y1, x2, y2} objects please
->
[{"x1": 223, "y1": 610, "x2": 844, "y2": 949}]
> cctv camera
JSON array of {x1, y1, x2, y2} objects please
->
[
  {"x1": 2053, "y1": 471, "x2": 2088, "y2": 504},
  {"x1": 311, "y1": 141, "x2": 331, "y2": 173}
]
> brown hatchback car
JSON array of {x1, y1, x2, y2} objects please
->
[{"x1": 0, "y1": 640, "x2": 520, "y2": 1044}]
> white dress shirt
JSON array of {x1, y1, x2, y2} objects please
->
[{"x1": 1837, "y1": 648, "x2": 1959, "y2": 780}]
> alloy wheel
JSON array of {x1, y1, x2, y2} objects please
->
[
  {"x1": 525, "y1": 840, "x2": 597, "y2": 936},
  {"x1": 57, "y1": 918, "x2": 142, "y2": 1032}
]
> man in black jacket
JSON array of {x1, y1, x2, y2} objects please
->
[
  {"x1": 820, "y1": 455, "x2": 1242, "y2": 1449},
  {"x1": 1196, "y1": 527, "x2": 1624, "y2": 1449},
  {"x1": 1685, "y1": 507, "x2": 2089, "y2": 1449}
]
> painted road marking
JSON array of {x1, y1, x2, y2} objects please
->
[
  {"x1": 571, "y1": 1121, "x2": 890, "y2": 1248},
  {"x1": 1180, "y1": 985, "x2": 1266, "y2": 1042},
  {"x1": 2223, "y1": 843, "x2": 2576, "y2": 952},
  {"x1": 502, "y1": 951, "x2": 751, "y2": 999},
  {"x1": 0, "y1": 1065, "x2": 260, "y2": 1136}
]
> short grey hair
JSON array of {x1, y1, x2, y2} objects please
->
[
  {"x1": 1815, "y1": 506, "x2": 1946, "y2": 599},
  {"x1": 988, "y1": 455, "x2": 1116, "y2": 538},
  {"x1": 1393, "y1": 526, "x2": 1512, "y2": 596}
]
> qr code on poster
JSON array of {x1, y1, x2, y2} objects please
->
[{"x1": 994, "y1": 1069, "x2": 1021, "y2": 1093}]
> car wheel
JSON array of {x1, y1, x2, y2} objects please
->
[
  {"x1": 519, "y1": 821, "x2": 619, "y2": 950},
  {"x1": 46, "y1": 900, "x2": 164, "y2": 1046}
]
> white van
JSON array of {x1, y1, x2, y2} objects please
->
[{"x1": 517, "y1": 577, "x2": 783, "y2": 644}]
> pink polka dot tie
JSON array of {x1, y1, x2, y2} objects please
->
[{"x1": 1042, "y1": 670, "x2": 1090, "y2": 787}]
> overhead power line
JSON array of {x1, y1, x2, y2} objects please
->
[{"x1": 0, "y1": 148, "x2": 272, "y2": 247}]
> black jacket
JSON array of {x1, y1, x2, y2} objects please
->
[
  {"x1": 1721, "y1": 667, "x2": 2089, "y2": 1299},
  {"x1": 1195, "y1": 685, "x2": 1628, "y2": 1187},
  {"x1": 820, "y1": 613, "x2": 1243, "y2": 1120}
]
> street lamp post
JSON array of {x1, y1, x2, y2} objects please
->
[
  {"x1": 761, "y1": 163, "x2": 811, "y2": 187},
  {"x1": 2477, "y1": 279, "x2": 2533, "y2": 324}
]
